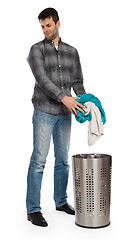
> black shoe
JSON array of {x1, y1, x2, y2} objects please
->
[
  {"x1": 56, "y1": 203, "x2": 75, "y2": 215},
  {"x1": 27, "y1": 212, "x2": 48, "y2": 227}
]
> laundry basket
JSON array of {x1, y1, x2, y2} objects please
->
[{"x1": 72, "y1": 154, "x2": 112, "y2": 228}]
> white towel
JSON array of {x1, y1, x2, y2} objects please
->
[{"x1": 84, "y1": 102, "x2": 104, "y2": 146}]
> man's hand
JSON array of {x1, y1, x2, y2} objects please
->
[{"x1": 61, "y1": 96, "x2": 85, "y2": 116}]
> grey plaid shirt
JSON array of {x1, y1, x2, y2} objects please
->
[{"x1": 27, "y1": 38, "x2": 86, "y2": 114}]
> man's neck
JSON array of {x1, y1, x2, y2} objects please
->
[{"x1": 52, "y1": 35, "x2": 60, "y2": 46}]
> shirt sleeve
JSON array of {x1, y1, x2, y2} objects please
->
[
  {"x1": 72, "y1": 49, "x2": 86, "y2": 95},
  {"x1": 27, "y1": 44, "x2": 66, "y2": 102}
]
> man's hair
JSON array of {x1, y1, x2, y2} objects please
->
[{"x1": 38, "y1": 8, "x2": 59, "y2": 23}]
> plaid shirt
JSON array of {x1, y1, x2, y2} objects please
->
[{"x1": 27, "y1": 38, "x2": 86, "y2": 114}]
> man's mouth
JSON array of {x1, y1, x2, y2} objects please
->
[{"x1": 45, "y1": 32, "x2": 50, "y2": 36}]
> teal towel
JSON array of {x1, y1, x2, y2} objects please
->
[{"x1": 75, "y1": 93, "x2": 106, "y2": 124}]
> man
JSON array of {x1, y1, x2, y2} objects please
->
[{"x1": 26, "y1": 8, "x2": 86, "y2": 227}]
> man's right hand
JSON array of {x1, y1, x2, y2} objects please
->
[{"x1": 61, "y1": 96, "x2": 85, "y2": 116}]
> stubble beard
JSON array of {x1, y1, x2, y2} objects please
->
[{"x1": 46, "y1": 27, "x2": 58, "y2": 41}]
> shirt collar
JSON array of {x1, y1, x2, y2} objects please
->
[{"x1": 44, "y1": 37, "x2": 62, "y2": 46}]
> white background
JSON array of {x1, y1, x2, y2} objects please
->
[{"x1": 0, "y1": 0, "x2": 139, "y2": 239}]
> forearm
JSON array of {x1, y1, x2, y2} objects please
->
[
  {"x1": 72, "y1": 82, "x2": 86, "y2": 96},
  {"x1": 28, "y1": 44, "x2": 66, "y2": 102},
  {"x1": 72, "y1": 49, "x2": 86, "y2": 96}
]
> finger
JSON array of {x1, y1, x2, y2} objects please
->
[
  {"x1": 77, "y1": 102, "x2": 85, "y2": 109},
  {"x1": 75, "y1": 105, "x2": 84, "y2": 114},
  {"x1": 74, "y1": 110, "x2": 79, "y2": 116},
  {"x1": 74, "y1": 100, "x2": 85, "y2": 109},
  {"x1": 71, "y1": 109, "x2": 75, "y2": 115},
  {"x1": 72, "y1": 107, "x2": 78, "y2": 116},
  {"x1": 75, "y1": 102, "x2": 85, "y2": 110}
]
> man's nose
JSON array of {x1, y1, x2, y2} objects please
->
[
  {"x1": 43, "y1": 26, "x2": 46, "y2": 32},
  {"x1": 43, "y1": 27, "x2": 49, "y2": 33}
]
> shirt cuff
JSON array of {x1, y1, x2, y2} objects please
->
[{"x1": 57, "y1": 92, "x2": 67, "y2": 102}]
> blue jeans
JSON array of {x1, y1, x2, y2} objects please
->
[{"x1": 26, "y1": 109, "x2": 71, "y2": 213}]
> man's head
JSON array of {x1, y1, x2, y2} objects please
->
[
  {"x1": 38, "y1": 8, "x2": 59, "y2": 23},
  {"x1": 38, "y1": 8, "x2": 60, "y2": 41}
]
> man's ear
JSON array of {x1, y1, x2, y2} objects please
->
[{"x1": 56, "y1": 20, "x2": 60, "y2": 29}]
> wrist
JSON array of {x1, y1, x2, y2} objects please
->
[
  {"x1": 61, "y1": 95, "x2": 68, "y2": 103},
  {"x1": 57, "y1": 93, "x2": 67, "y2": 102}
]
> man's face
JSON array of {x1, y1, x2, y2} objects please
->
[{"x1": 40, "y1": 17, "x2": 60, "y2": 41}]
